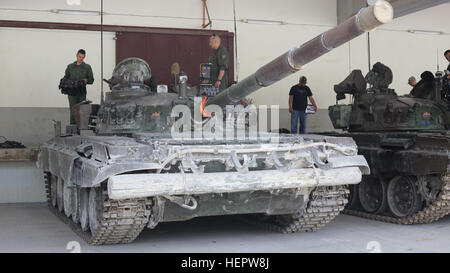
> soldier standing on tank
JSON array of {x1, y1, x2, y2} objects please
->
[
  {"x1": 208, "y1": 34, "x2": 229, "y2": 92},
  {"x1": 289, "y1": 76, "x2": 317, "y2": 134},
  {"x1": 64, "y1": 49, "x2": 94, "y2": 124}
]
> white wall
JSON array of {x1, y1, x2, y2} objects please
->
[
  {"x1": 0, "y1": 0, "x2": 343, "y2": 109},
  {"x1": 349, "y1": 3, "x2": 450, "y2": 96},
  {"x1": 0, "y1": 28, "x2": 115, "y2": 107},
  {"x1": 0, "y1": 162, "x2": 46, "y2": 203}
]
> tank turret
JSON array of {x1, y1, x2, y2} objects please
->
[{"x1": 329, "y1": 62, "x2": 450, "y2": 132}]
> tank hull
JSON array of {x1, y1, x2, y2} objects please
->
[
  {"x1": 324, "y1": 131, "x2": 450, "y2": 224},
  {"x1": 38, "y1": 134, "x2": 368, "y2": 244}
]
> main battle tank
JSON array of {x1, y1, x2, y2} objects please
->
[
  {"x1": 37, "y1": 1, "x2": 393, "y2": 245},
  {"x1": 328, "y1": 62, "x2": 450, "y2": 224}
]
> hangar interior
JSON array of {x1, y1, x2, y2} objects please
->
[{"x1": 0, "y1": 0, "x2": 450, "y2": 253}]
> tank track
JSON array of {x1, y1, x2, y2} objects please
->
[
  {"x1": 44, "y1": 172, "x2": 153, "y2": 245},
  {"x1": 344, "y1": 174, "x2": 450, "y2": 224},
  {"x1": 244, "y1": 185, "x2": 349, "y2": 233}
]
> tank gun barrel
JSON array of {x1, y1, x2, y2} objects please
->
[{"x1": 206, "y1": 0, "x2": 393, "y2": 107}]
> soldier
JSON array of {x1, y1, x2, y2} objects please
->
[
  {"x1": 64, "y1": 49, "x2": 94, "y2": 124},
  {"x1": 289, "y1": 76, "x2": 317, "y2": 134},
  {"x1": 208, "y1": 34, "x2": 229, "y2": 91}
]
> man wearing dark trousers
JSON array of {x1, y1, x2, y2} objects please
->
[
  {"x1": 64, "y1": 49, "x2": 94, "y2": 124},
  {"x1": 289, "y1": 76, "x2": 317, "y2": 134}
]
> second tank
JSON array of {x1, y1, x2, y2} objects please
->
[{"x1": 327, "y1": 62, "x2": 450, "y2": 224}]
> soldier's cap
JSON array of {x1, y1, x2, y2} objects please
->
[
  {"x1": 300, "y1": 76, "x2": 307, "y2": 83},
  {"x1": 408, "y1": 76, "x2": 416, "y2": 83}
]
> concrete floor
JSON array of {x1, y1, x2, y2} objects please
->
[{"x1": 1, "y1": 202, "x2": 450, "y2": 253}]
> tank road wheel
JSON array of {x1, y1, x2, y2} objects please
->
[
  {"x1": 63, "y1": 180, "x2": 74, "y2": 217},
  {"x1": 43, "y1": 170, "x2": 153, "y2": 244},
  {"x1": 56, "y1": 177, "x2": 64, "y2": 212},
  {"x1": 88, "y1": 187, "x2": 104, "y2": 236},
  {"x1": 72, "y1": 187, "x2": 80, "y2": 224},
  {"x1": 358, "y1": 177, "x2": 388, "y2": 214},
  {"x1": 50, "y1": 175, "x2": 57, "y2": 207},
  {"x1": 79, "y1": 188, "x2": 90, "y2": 231},
  {"x1": 387, "y1": 176, "x2": 423, "y2": 218}
]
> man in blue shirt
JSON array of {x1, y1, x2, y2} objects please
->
[{"x1": 289, "y1": 76, "x2": 317, "y2": 134}]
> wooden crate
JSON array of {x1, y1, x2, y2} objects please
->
[{"x1": 0, "y1": 148, "x2": 39, "y2": 162}]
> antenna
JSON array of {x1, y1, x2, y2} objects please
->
[
  {"x1": 367, "y1": 32, "x2": 371, "y2": 72},
  {"x1": 233, "y1": 0, "x2": 238, "y2": 82},
  {"x1": 437, "y1": 48, "x2": 440, "y2": 72},
  {"x1": 366, "y1": 1, "x2": 372, "y2": 72}
]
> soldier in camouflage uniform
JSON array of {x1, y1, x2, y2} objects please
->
[
  {"x1": 64, "y1": 49, "x2": 94, "y2": 124},
  {"x1": 208, "y1": 34, "x2": 229, "y2": 91}
]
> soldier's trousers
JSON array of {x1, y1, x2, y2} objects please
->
[
  {"x1": 291, "y1": 110, "x2": 307, "y2": 134},
  {"x1": 68, "y1": 94, "x2": 86, "y2": 125}
]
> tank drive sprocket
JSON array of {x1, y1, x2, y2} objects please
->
[{"x1": 344, "y1": 174, "x2": 450, "y2": 224}]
